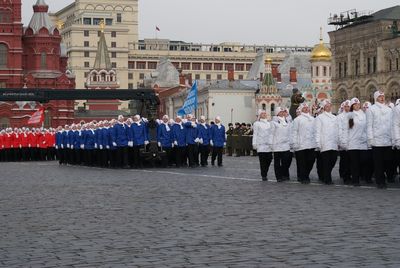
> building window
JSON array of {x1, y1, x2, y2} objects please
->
[
  {"x1": 203, "y1": 63, "x2": 212, "y2": 70},
  {"x1": 238, "y1": 75, "x2": 244, "y2": 80},
  {"x1": 84, "y1": 41, "x2": 89, "y2": 47},
  {"x1": 397, "y1": 58, "x2": 399, "y2": 70},
  {"x1": 111, "y1": 62, "x2": 117, "y2": 68},
  {"x1": 98, "y1": 31, "x2": 101, "y2": 37},
  {"x1": 195, "y1": 74, "x2": 200, "y2": 80},
  {"x1": 315, "y1": 66, "x2": 319, "y2": 76},
  {"x1": 246, "y1": 64, "x2": 252, "y2": 71},
  {"x1": 217, "y1": 74, "x2": 222, "y2": 80},
  {"x1": 111, "y1": 52, "x2": 117, "y2": 58},
  {"x1": 139, "y1": 73, "x2": 145, "y2": 79},
  {"x1": 355, "y1": 60, "x2": 359, "y2": 75},
  {"x1": 128, "y1": 83, "x2": 134, "y2": 89},
  {"x1": 117, "y1": 13, "x2": 122, "y2": 23},
  {"x1": 128, "y1": 73, "x2": 134, "y2": 79},
  {"x1": 84, "y1": 62, "x2": 90, "y2": 68},
  {"x1": 111, "y1": 42, "x2": 117, "y2": 48},
  {"x1": 235, "y1": 64, "x2": 244, "y2": 71},
  {"x1": 181, "y1": 62, "x2": 191, "y2": 70},
  {"x1": 111, "y1": 31, "x2": 117, "y2": 38},
  {"x1": 373, "y1": 56, "x2": 377, "y2": 73},
  {"x1": 83, "y1": 18, "x2": 91, "y2": 25},
  {"x1": 192, "y1": 63, "x2": 201, "y2": 70},
  {"x1": 40, "y1": 52, "x2": 47, "y2": 69},
  {"x1": 84, "y1": 72, "x2": 90, "y2": 78},
  {"x1": 148, "y1": 62, "x2": 157, "y2": 69},
  {"x1": 84, "y1": 51, "x2": 90, "y2": 57},
  {"x1": 136, "y1": 62, "x2": 146, "y2": 69},
  {"x1": 172, "y1": 62, "x2": 180, "y2": 69},
  {"x1": 84, "y1": 30, "x2": 89, "y2": 37},
  {"x1": 105, "y1": 18, "x2": 113, "y2": 26},
  {"x1": 389, "y1": 59, "x2": 392, "y2": 72},
  {"x1": 225, "y1": 63, "x2": 234, "y2": 71},
  {"x1": 128, "y1": 61, "x2": 135, "y2": 69},
  {"x1": 0, "y1": 44, "x2": 8, "y2": 68},
  {"x1": 206, "y1": 74, "x2": 211, "y2": 80},
  {"x1": 344, "y1": 62, "x2": 347, "y2": 77},
  {"x1": 367, "y1": 58, "x2": 371, "y2": 74},
  {"x1": 214, "y1": 63, "x2": 223, "y2": 71},
  {"x1": 93, "y1": 18, "x2": 102, "y2": 25},
  {"x1": 338, "y1": 63, "x2": 342, "y2": 78},
  {"x1": 323, "y1": 66, "x2": 327, "y2": 77}
]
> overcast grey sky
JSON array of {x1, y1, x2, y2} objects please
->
[{"x1": 22, "y1": 0, "x2": 400, "y2": 46}]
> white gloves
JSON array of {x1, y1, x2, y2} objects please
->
[
  {"x1": 61, "y1": 144, "x2": 64, "y2": 149},
  {"x1": 100, "y1": 145, "x2": 103, "y2": 150},
  {"x1": 19, "y1": 145, "x2": 22, "y2": 148},
  {"x1": 194, "y1": 138, "x2": 200, "y2": 143},
  {"x1": 252, "y1": 144, "x2": 257, "y2": 150},
  {"x1": 210, "y1": 140, "x2": 214, "y2": 146},
  {"x1": 224, "y1": 142, "x2": 226, "y2": 147},
  {"x1": 199, "y1": 138, "x2": 204, "y2": 144},
  {"x1": 55, "y1": 145, "x2": 58, "y2": 149},
  {"x1": 128, "y1": 141, "x2": 133, "y2": 147},
  {"x1": 158, "y1": 142, "x2": 161, "y2": 147},
  {"x1": 106, "y1": 145, "x2": 110, "y2": 149},
  {"x1": 28, "y1": 144, "x2": 31, "y2": 148},
  {"x1": 174, "y1": 141, "x2": 178, "y2": 146},
  {"x1": 112, "y1": 142, "x2": 117, "y2": 147},
  {"x1": 67, "y1": 144, "x2": 70, "y2": 148},
  {"x1": 145, "y1": 140, "x2": 149, "y2": 145},
  {"x1": 71, "y1": 145, "x2": 74, "y2": 149},
  {"x1": 80, "y1": 144, "x2": 84, "y2": 149},
  {"x1": 94, "y1": 143, "x2": 98, "y2": 149},
  {"x1": 315, "y1": 147, "x2": 321, "y2": 152},
  {"x1": 172, "y1": 143, "x2": 175, "y2": 148}
]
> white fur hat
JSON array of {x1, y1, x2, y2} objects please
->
[
  {"x1": 321, "y1": 99, "x2": 332, "y2": 108},
  {"x1": 215, "y1": 116, "x2": 221, "y2": 121},
  {"x1": 200, "y1": 115, "x2": 206, "y2": 120},
  {"x1": 374, "y1": 90, "x2": 384, "y2": 101},
  {"x1": 275, "y1": 106, "x2": 285, "y2": 115},
  {"x1": 395, "y1": 99, "x2": 400, "y2": 106},
  {"x1": 350, "y1": 98, "x2": 360, "y2": 107}
]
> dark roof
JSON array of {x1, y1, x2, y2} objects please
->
[{"x1": 372, "y1": 5, "x2": 400, "y2": 20}]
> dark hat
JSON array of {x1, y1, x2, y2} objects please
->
[{"x1": 293, "y1": 88, "x2": 299, "y2": 94}]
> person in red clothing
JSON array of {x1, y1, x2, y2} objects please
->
[
  {"x1": 0, "y1": 130, "x2": 4, "y2": 162},
  {"x1": 38, "y1": 129, "x2": 47, "y2": 161},
  {"x1": 45, "y1": 129, "x2": 56, "y2": 161},
  {"x1": 20, "y1": 128, "x2": 30, "y2": 161},
  {"x1": 4, "y1": 128, "x2": 13, "y2": 161},
  {"x1": 28, "y1": 129, "x2": 38, "y2": 161}
]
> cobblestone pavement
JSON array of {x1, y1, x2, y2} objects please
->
[{"x1": 1, "y1": 156, "x2": 400, "y2": 267}]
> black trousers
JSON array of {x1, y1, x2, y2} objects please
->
[
  {"x1": 164, "y1": 147, "x2": 173, "y2": 167},
  {"x1": 339, "y1": 151, "x2": 351, "y2": 183},
  {"x1": 348, "y1": 150, "x2": 370, "y2": 184},
  {"x1": 116, "y1": 147, "x2": 128, "y2": 168},
  {"x1": 109, "y1": 149, "x2": 117, "y2": 168},
  {"x1": 199, "y1": 145, "x2": 210, "y2": 166},
  {"x1": 258, "y1": 152, "x2": 273, "y2": 179},
  {"x1": 316, "y1": 151, "x2": 323, "y2": 181},
  {"x1": 212, "y1": 146, "x2": 224, "y2": 166},
  {"x1": 133, "y1": 145, "x2": 143, "y2": 168},
  {"x1": 295, "y1": 149, "x2": 315, "y2": 182},
  {"x1": 273, "y1": 151, "x2": 292, "y2": 181},
  {"x1": 372, "y1": 146, "x2": 393, "y2": 186},
  {"x1": 84, "y1": 150, "x2": 95, "y2": 166},
  {"x1": 187, "y1": 144, "x2": 199, "y2": 167},
  {"x1": 361, "y1": 150, "x2": 374, "y2": 183},
  {"x1": 320, "y1": 150, "x2": 338, "y2": 184},
  {"x1": 175, "y1": 146, "x2": 187, "y2": 167}
]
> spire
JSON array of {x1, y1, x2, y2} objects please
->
[
  {"x1": 262, "y1": 58, "x2": 276, "y2": 87},
  {"x1": 93, "y1": 22, "x2": 112, "y2": 70},
  {"x1": 27, "y1": 0, "x2": 55, "y2": 34},
  {"x1": 320, "y1": 26, "x2": 323, "y2": 44}
]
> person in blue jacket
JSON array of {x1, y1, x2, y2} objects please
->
[
  {"x1": 83, "y1": 122, "x2": 96, "y2": 166},
  {"x1": 198, "y1": 115, "x2": 211, "y2": 167},
  {"x1": 157, "y1": 115, "x2": 173, "y2": 166},
  {"x1": 74, "y1": 124, "x2": 82, "y2": 165},
  {"x1": 107, "y1": 120, "x2": 118, "y2": 168},
  {"x1": 172, "y1": 116, "x2": 187, "y2": 167},
  {"x1": 184, "y1": 114, "x2": 199, "y2": 168},
  {"x1": 55, "y1": 126, "x2": 64, "y2": 165},
  {"x1": 61, "y1": 125, "x2": 70, "y2": 165},
  {"x1": 112, "y1": 115, "x2": 129, "y2": 168},
  {"x1": 130, "y1": 115, "x2": 149, "y2": 168},
  {"x1": 210, "y1": 116, "x2": 226, "y2": 167}
]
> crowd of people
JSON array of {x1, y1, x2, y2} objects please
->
[
  {"x1": 0, "y1": 114, "x2": 227, "y2": 169},
  {"x1": 253, "y1": 90, "x2": 399, "y2": 189}
]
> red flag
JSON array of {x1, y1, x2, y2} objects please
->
[
  {"x1": 28, "y1": 108, "x2": 44, "y2": 125},
  {"x1": 156, "y1": 26, "x2": 160, "y2": 31}
]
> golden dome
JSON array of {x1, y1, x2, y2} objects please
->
[
  {"x1": 311, "y1": 28, "x2": 332, "y2": 61},
  {"x1": 265, "y1": 58, "x2": 273, "y2": 64}
]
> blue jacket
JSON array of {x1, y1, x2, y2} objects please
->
[
  {"x1": 61, "y1": 131, "x2": 69, "y2": 146},
  {"x1": 84, "y1": 129, "x2": 96, "y2": 150},
  {"x1": 112, "y1": 123, "x2": 128, "y2": 147},
  {"x1": 72, "y1": 130, "x2": 81, "y2": 148},
  {"x1": 211, "y1": 124, "x2": 226, "y2": 147},
  {"x1": 131, "y1": 122, "x2": 147, "y2": 146},
  {"x1": 55, "y1": 132, "x2": 63, "y2": 147},
  {"x1": 172, "y1": 123, "x2": 186, "y2": 147},
  {"x1": 198, "y1": 124, "x2": 211, "y2": 146},
  {"x1": 95, "y1": 128, "x2": 103, "y2": 147},
  {"x1": 184, "y1": 122, "x2": 198, "y2": 145},
  {"x1": 157, "y1": 123, "x2": 173, "y2": 148}
]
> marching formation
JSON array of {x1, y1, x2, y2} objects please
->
[{"x1": 253, "y1": 90, "x2": 399, "y2": 189}]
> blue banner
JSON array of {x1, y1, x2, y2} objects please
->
[{"x1": 177, "y1": 81, "x2": 198, "y2": 116}]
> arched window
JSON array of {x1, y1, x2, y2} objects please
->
[
  {"x1": 262, "y1": 103, "x2": 266, "y2": 111},
  {"x1": 0, "y1": 44, "x2": 8, "y2": 68},
  {"x1": 40, "y1": 52, "x2": 47, "y2": 69},
  {"x1": 271, "y1": 103, "x2": 275, "y2": 116}
]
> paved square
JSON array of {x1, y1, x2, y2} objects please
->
[{"x1": 1, "y1": 157, "x2": 400, "y2": 267}]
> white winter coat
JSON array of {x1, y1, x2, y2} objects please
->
[
  {"x1": 252, "y1": 119, "x2": 273, "y2": 153},
  {"x1": 346, "y1": 111, "x2": 368, "y2": 150},
  {"x1": 315, "y1": 112, "x2": 339, "y2": 152},
  {"x1": 337, "y1": 112, "x2": 349, "y2": 150},
  {"x1": 366, "y1": 103, "x2": 392, "y2": 147},
  {"x1": 392, "y1": 105, "x2": 400, "y2": 147},
  {"x1": 271, "y1": 117, "x2": 291, "y2": 152},
  {"x1": 291, "y1": 113, "x2": 316, "y2": 151}
]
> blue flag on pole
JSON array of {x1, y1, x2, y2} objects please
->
[{"x1": 177, "y1": 81, "x2": 198, "y2": 116}]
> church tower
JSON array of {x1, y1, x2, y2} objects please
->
[
  {"x1": 85, "y1": 20, "x2": 120, "y2": 111},
  {"x1": 309, "y1": 27, "x2": 332, "y2": 101},
  {"x1": 255, "y1": 58, "x2": 282, "y2": 117}
]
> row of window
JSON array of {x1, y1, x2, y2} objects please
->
[
  {"x1": 312, "y1": 66, "x2": 331, "y2": 77},
  {"x1": 130, "y1": 73, "x2": 244, "y2": 81},
  {"x1": 127, "y1": 61, "x2": 252, "y2": 71},
  {"x1": 83, "y1": 31, "x2": 117, "y2": 38},
  {"x1": 338, "y1": 56, "x2": 379, "y2": 78},
  {"x1": 82, "y1": 14, "x2": 122, "y2": 26},
  {"x1": 84, "y1": 52, "x2": 117, "y2": 58}
]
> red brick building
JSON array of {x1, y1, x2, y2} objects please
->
[{"x1": 0, "y1": 0, "x2": 75, "y2": 128}]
